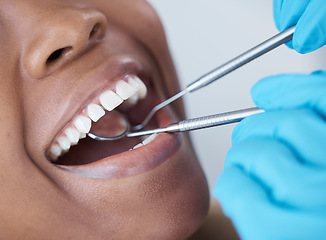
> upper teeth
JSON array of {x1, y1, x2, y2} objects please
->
[
  {"x1": 99, "y1": 90, "x2": 123, "y2": 111},
  {"x1": 48, "y1": 75, "x2": 148, "y2": 161},
  {"x1": 73, "y1": 116, "x2": 92, "y2": 134},
  {"x1": 87, "y1": 104, "x2": 105, "y2": 122}
]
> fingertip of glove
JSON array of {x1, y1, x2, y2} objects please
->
[
  {"x1": 251, "y1": 74, "x2": 300, "y2": 109},
  {"x1": 292, "y1": 33, "x2": 316, "y2": 54},
  {"x1": 250, "y1": 77, "x2": 275, "y2": 108},
  {"x1": 293, "y1": 18, "x2": 326, "y2": 54},
  {"x1": 293, "y1": 40, "x2": 325, "y2": 55}
]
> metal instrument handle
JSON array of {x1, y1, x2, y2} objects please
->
[
  {"x1": 168, "y1": 107, "x2": 264, "y2": 132},
  {"x1": 186, "y1": 26, "x2": 295, "y2": 92},
  {"x1": 127, "y1": 107, "x2": 264, "y2": 137}
]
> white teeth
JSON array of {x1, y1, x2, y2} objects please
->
[
  {"x1": 115, "y1": 80, "x2": 137, "y2": 100},
  {"x1": 142, "y1": 134, "x2": 158, "y2": 146},
  {"x1": 48, "y1": 76, "x2": 149, "y2": 162},
  {"x1": 87, "y1": 104, "x2": 105, "y2": 122},
  {"x1": 130, "y1": 76, "x2": 147, "y2": 99},
  {"x1": 99, "y1": 90, "x2": 123, "y2": 111},
  {"x1": 73, "y1": 115, "x2": 92, "y2": 134},
  {"x1": 132, "y1": 134, "x2": 158, "y2": 150},
  {"x1": 126, "y1": 94, "x2": 139, "y2": 105},
  {"x1": 49, "y1": 144, "x2": 62, "y2": 160},
  {"x1": 80, "y1": 132, "x2": 87, "y2": 139},
  {"x1": 128, "y1": 76, "x2": 140, "y2": 89},
  {"x1": 133, "y1": 143, "x2": 143, "y2": 149},
  {"x1": 56, "y1": 136, "x2": 71, "y2": 151},
  {"x1": 64, "y1": 127, "x2": 80, "y2": 145}
]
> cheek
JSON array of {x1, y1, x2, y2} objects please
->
[
  {"x1": 0, "y1": 35, "x2": 21, "y2": 115},
  {"x1": 21, "y1": 77, "x2": 69, "y2": 152},
  {"x1": 0, "y1": 55, "x2": 25, "y2": 152}
]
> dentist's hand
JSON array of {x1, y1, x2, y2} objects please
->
[
  {"x1": 214, "y1": 70, "x2": 326, "y2": 239},
  {"x1": 274, "y1": 0, "x2": 326, "y2": 53}
]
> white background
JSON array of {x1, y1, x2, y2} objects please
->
[{"x1": 147, "y1": 0, "x2": 326, "y2": 191}]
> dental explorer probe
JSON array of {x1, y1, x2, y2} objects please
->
[
  {"x1": 131, "y1": 26, "x2": 295, "y2": 131},
  {"x1": 127, "y1": 107, "x2": 264, "y2": 138}
]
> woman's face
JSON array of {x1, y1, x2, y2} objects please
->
[{"x1": 0, "y1": 0, "x2": 209, "y2": 239}]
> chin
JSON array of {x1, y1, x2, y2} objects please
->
[{"x1": 6, "y1": 0, "x2": 210, "y2": 239}]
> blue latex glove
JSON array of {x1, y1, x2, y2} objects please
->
[
  {"x1": 274, "y1": 0, "x2": 326, "y2": 53},
  {"x1": 214, "y1": 70, "x2": 326, "y2": 239}
]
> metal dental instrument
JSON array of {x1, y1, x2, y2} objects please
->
[
  {"x1": 131, "y1": 26, "x2": 295, "y2": 132},
  {"x1": 126, "y1": 107, "x2": 264, "y2": 138},
  {"x1": 87, "y1": 26, "x2": 295, "y2": 141},
  {"x1": 87, "y1": 107, "x2": 264, "y2": 140},
  {"x1": 88, "y1": 110, "x2": 130, "y2": 141}
]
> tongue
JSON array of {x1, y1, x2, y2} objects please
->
[{"x1": 90, "y1": 110, "x2": 128, "y2": 138}]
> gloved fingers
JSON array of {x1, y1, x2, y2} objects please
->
[
  {"x1": 214, "y1": 167, "x2": 326, "y2": 240},
  {"x1": 273, "y1": 0, "x2": 310, "y2": 49},
  {"x1": 251, "y1": 71, "x2": 326, "y2": 117},
  {"x1": 225, "y1": 139, "x2": 326, "y2": 208},
  {"x1": 232, "y1": 109, "x2": 326, "y2": 167},
  {"x1": 293, "y1": 0, "x2": 326, "y2": 53},
  {"x1": 273, "y1": 0, "x2": 326, "y2": 53},
  {"x1": 214, "y1": 167, "x2": 275, "y2": 240},
  {"x1": 273, "y1": 0, "x2": 309, "y2": 31}
]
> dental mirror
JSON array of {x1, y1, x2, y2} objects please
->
[{"x1": 87, "y1": 110, "x2": 130, "y2": 141}]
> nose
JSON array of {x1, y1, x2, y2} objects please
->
[{"x1": 23, "y1": 7, "x2": 107, "y2": 78}]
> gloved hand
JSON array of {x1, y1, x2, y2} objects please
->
[
  {"x1": 274, "y1": 0, "x2": 326, "y2": 53},
  {"x1": 213, "y1": 70, "x2": 326, "y2": 239}
]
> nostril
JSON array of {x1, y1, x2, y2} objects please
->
[
  {"x1": 46, "y1": 22, "x2": 104, "y2": 66},
  {"x1": 46, "y1": 47, "x2": 72, "y2": 65},
  {"x1": 47, "y1": 49, "x2": 63, "y2": 63},
  {"x1": 24, "y1": 9, "x2": 107, "y2": 78},
  {"x1": 88, "y1": 23, "x2": 104, "y2": 40},
  {"x1": 89, "y1": 23, "x2": 100, "y2": 39}
]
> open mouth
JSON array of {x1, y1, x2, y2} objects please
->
[{"x1": 47, "y1": 74, "x2": 180, "y2": 179}]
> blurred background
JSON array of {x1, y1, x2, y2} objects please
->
[{"x1": 147, "y1": 0, "x2": 326, "y2": 191}]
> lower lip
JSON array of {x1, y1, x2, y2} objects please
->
[{"x1": 56, "y1": 108, "x2": 181, "y2": 179}]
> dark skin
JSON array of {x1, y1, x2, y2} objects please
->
[{"x1": 0, "y1": 0, "x2": 238, "y2": 239}]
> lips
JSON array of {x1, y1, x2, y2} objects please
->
[{"x1": 48, "y1": 69, "x2": 181, "y2": 179}]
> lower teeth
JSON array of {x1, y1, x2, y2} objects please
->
[{"x1": 131, "y1": 133, "x2": 158, "y2": 150}]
